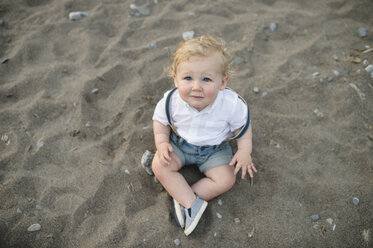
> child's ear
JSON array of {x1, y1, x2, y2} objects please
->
[
  {"x1": 220, "y1": 76, "x2": 229, "y2": 90},
  {"x1": 173, "y1": 74, "x2": 179, "y2": 88}
]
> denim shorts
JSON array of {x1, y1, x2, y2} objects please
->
[{"x1": 169, "y1": 132, "x2": 233, "y2": 173}]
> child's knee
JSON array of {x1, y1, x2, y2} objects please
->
[
  {"x1": 221, "y1": 172, "x2": 236, "y2": 191},
  {"x1": 151, "y1": 154, "x2": 162, "y2": 178},
  {"x1": 210, "y1": 167, "x2": 236, "y2": 192}
]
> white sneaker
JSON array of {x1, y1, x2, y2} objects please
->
[
  {"x1": 173, "y1": 198, "x2": 185, "y2": 228},
  {"x1": 184, "y1": 196, "x2": 208, "y2": 236}
]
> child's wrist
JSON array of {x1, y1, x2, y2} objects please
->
[
  {"x1": 156, "y1": 141, "x2": 170, "y2": 149},
  {"x1": 237, "y1": 146, "x2": 252, "y2": 153}
]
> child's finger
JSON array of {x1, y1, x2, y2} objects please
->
[
  {"x1": 241, "y1": 167, "x2": 247, "y2": 179},
  {"x1": 168, "y1": 145, "x2": 173, "y2": 154},
  {"x1": 251, "y1": 163, "x2": 257, "y2": 173},
  {"x1": 248, "y1": 163, "x2": 257, "y2": 178},
  {"x1": 161, "y1": 157, "x2": 170, "y2": 166},
  {"x1": 163, "y1": 150, "x2": 171, "y2": 161},
  {"x1": 248, "y1": 168, "x2": 254, "y2": 178},
  {"x1": 229, "y1": 155, "x2": 237, "y2": 166},
  {"x1": 234, "y1": 163, "x2": 241, "y2": 175}
]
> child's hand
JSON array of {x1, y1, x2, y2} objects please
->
[
  {"x1": 229, "y1": 150, "x2": 257, "y2": 179},
  {"x1": 157, "y1": 142, "x2": 173, "y2": 166}
]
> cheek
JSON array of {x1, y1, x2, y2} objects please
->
[
  {"x1": 204, "y1": 87, "x2": 219, "y2": 98},
  {"x1": 178, "y1": 87, "x2": 190, "y2": 97}
]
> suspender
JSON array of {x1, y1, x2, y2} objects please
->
[{"x1": 165, "y1": 88, "x2": 250, "y2": 141}]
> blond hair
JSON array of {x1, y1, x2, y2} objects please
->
[{"x1": 170, "y1": 35, "x2": 232, "y2": 78}]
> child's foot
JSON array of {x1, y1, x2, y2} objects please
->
[
  {"x1": 184, "y1": 196, "x2": 208, "y2": 236},
  {"x1": 173, "y1": 198, "x2": 185, "y2": 228}
]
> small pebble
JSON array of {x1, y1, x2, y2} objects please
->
[
  {"x1": 37, "y1": 138, "x2": 44, "y2": 148},
  {"x1": 365, "y1": 45, "x2": 371, "y2": 49},
  {"x1": 332, "y1": 213, "x2": 337, "y2": 218},
  {"x1": 363, "y1": 60, "x2": 368, "y2": 65},
  {"x1": 365, "y1": 64, "x2": 373, "y2": 73},
  {"x1": 333, "y1": 224, "x2": 336, "y2": 231},
  {"x1": 253, "y1": 87, "x2": 260, "y2": 93},
  {"x1": 313, "y1": 224, "x2": 319, "y2": 229},
  {"x1": 234, "y1": 56, "x2": 243, "y2": 65},
  {"x1": 217, "y1": 199, "x2": 223, "y2": 206},
  {"x1": 248, "y1": 227, "x2": 255, "y2": 238},
  {"x1": 174, "y1": 239, "x2": 181, "y2": 246},
  {"x1": 310, "y1": 214, "x2": 319, "y2": 222},
  {"x1": 333, "y1": 70, "x2": 340, "y2": 77},
  {"x1": 312, "y1": 72, "x2": 320, "y2": 77},
  {"x1": 69, "y1": 12, "x2": 88, "y2": 21},
  {"x1": 1, "y1": 134, "x2": 9, "y2": 143},
  {"x1": 36, "y1": 205, "x2": 44, "y2": 211},
  {"x1": 91, "y1": 88, "x2": 99, "y2": 94},
  {"x1": 135, "y1": 3, "x2": 150, "y2": 15},
  {"x1": 2, "y1": 58, "x2": 9, "y2": 64},
  {"x1": 145, "y1": 218, "x2": 150, "y2": 222},
  {"x1": 326, "y1": 218, "x2": 333, "y2": 225},
  {"x1": 85, "y1": 122, "x2": 92, "y2": 128},
  {"x1": 327, "y1": 76, "x2": 333, "y2": 82},
  {"x1": 353, "y1": 197, "x2": 359, "y2": 205},
  {"x1": 27, "y1": 223, "x2": 41, "y2": 232},
  {"x1": 148, "y1": 43, "x2": 157, "y2": 49},
  {"x1": 313, "y1": 109, "x2": 324, "y2": 118},
  {"x1": 261, "y1": 91, "x2": 267, "y2": 97},
  {"x1": 130, "y1": 4, "x2": 137, "y2": 10},
  {"x1": 216, "y1": 212, "x2": 222, "y2": 219},
  {"x1": 358, "y1": 27, "x2": 367, "y2": 37},
  {"x1": 269, "y1": 23, "x2": 277, "y2": 31},
  {"x1": 182, "y1": 31, "x2": 195, "y2": 40},
  {"x1": 234, "y1": 218, "x2": 241, "y2": 224},
  {"x1": 17, "y1": 208, "x2": 22, "y2": 214},
  {"x1": 125, "y1": 169, "x2": 130, "y2": 175}
]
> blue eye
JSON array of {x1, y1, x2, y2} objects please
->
[
  {"x1": 184, "y1": 76, "x2": 192, "y2": 81},
  {"x1": 203, "y1": 77, "x2": 211, "y2": 82}
]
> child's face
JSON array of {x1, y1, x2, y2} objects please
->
[{"x1": 173, "y1": 52, "x2": 228, "y2": 112}]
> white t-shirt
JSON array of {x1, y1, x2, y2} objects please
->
[
  {"x1": 152, "y1": 88, "x2": 248, "y2": 146},
  {"x1": 153, "y1": 89, "x2": 247, "y2": 146}
]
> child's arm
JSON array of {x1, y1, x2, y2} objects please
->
[
  {"x1": 229, "y1": 125, "x2": 257, "y2": 179},
  {"x1": 153, "y1": 120, "x2": 173, "y2": 166}
]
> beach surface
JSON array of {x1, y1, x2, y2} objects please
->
[{"x1": 0, "y1": 0, "x2": 372, "y2": 247}]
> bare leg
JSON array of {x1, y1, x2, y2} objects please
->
[
  {"x1": 152, "y1": 152, "x2": 196, "y2": 208},
  {"x1": 191, "y1": 165, "x2": 236, "y2": 201}
]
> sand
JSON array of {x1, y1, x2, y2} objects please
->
[{"x1": 0, "y1": 0, "x2": 372, "y2": 247}]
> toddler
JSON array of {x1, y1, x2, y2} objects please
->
[{"x1": 152, "y1": 36, "x2": 256, "y2": 236}]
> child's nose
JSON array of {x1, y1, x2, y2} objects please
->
[{"x1": 192, "y1": 80, "x2": 202, "y2": 90}]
